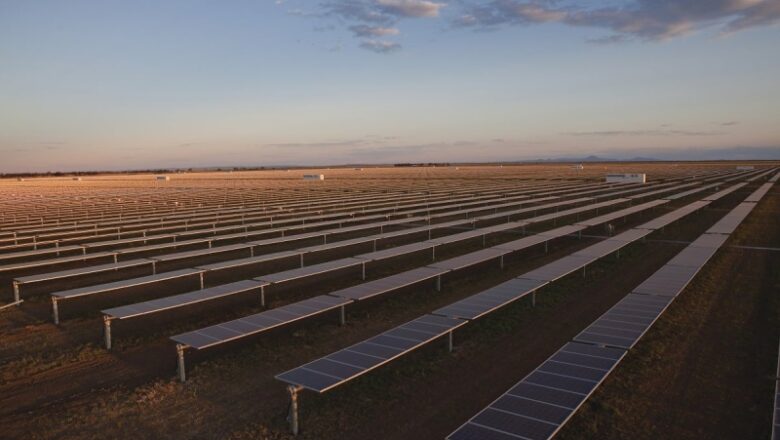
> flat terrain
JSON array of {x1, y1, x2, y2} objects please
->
[{"x1": 0, "y1": 163, "x2": 777, "y2": 439}]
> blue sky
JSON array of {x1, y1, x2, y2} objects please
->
[{"x1": 1, "y1": 0, "x2": 778, "y2": 172}]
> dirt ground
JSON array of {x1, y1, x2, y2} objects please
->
[{"x1": 0, "y1": 165, "x2": 777, "y2": 440}]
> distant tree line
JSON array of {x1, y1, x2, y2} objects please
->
[{"x1": 393, "y1": 163, "x2": 452, "y2": 167}]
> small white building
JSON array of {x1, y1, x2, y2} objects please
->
[
  {"x1": 606, "y1": 173, "x2": 646, "y2": 183},
  {"x1": 72, "y1": 177, "x2": 82, "y2": 181},
  {"x1": 572, "y1": 164, "x2": 584, "y2": 170},
  {"x1": 156, "y1": 175, "x2": 170, "y2": 181},
  {"x1": 303, "y1": 174, "x2": 325, "y2": 181}
]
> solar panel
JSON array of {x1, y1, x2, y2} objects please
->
[
  {"x1": 448, "y1": 342, "x2": 626, "y2": 440},
  {"x1": 103, "y1": 279, "x2": 267, "y2": 320},
  {"x1": 255, "y1": 257, "x2": 364, "y2": 284},
  {"x1": 706, "y1": 202, "x2": 757, "y2": 235},
  {"x1": 52, "y1": 268, "x2": 203, "y2": 299},
  {"x1": 745, "y1": 182, "x2": 773, "y2": 202},
  {"x1": 15, "y1": 258, "x2": 152, "y2": 284},
  {"x1": 574, "y1": 199, "x2": 668, "y2": 227},
  {"x1": 573, "y1": 293, "x2": 673, "y2": 349},
  {"x1": 429, "y1": 248, "x2": 509, "y2": 271},
  {"x1": 493, "y1": 234, "x2": 551, "y2": 252},
  {"x1": 330, "y1": 266, "x2": 448, "y2": 301},
  {"x1": 194, "y1": 250, "x2": 300, "y2": 271},
  {"x1": 276, "y1": 314, "x2": 467, "y2": 393},
  {"x1": 432, "y1": 278, "x2": 547, "y2": 320},
  {"x1": 631, "y1": 264, "x2": 700, "y2": 297},
  {"x1": 149, "y1": 243, "x2": 252, "y2": 263},
  {"x1": 701, "y1": 182, "x2": 746, "y2": 201},
  {"x1": 172, "y1": 294, "x2": 350, "y2": 350},
  {"x1": 635, "y1": 201, "x2": 710, "y2": 230},
  {"x1": 355, "y1": 241, "x2": 434, "y2": 261},
  {"x1": 521, "y1": 255, "x2": 595, "y2": 282}
]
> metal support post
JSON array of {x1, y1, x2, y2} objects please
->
[
  {"x1": 436, "y1": 275, "x2": 441, "y2": 292},
  {"x1": 52, "y1": 298, "x2": 60, "y2": 324},
  {"x1": 288, "y1": 385, "x2": 302, "y2": 435},
  {"x1": 12, "y1": 281, "x2": 20, "y2": 304},
  {"x1": 177, "y1": 344, "x2": 187, "y2": 382},
  {"x1": 339, "y1": 305, "x2": 346, "y2": 326},
  {"x1": 447, "y1": 331, "x2": 454, "y2": 353},
  {"x1": 104, "y1": 316, "x2": 113, "y2": 349}
]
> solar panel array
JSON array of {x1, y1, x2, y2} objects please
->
[
  {"x1": 447, "y1": 173, "x2": 776, "y2": 440},
  {"x1": 1, "y1": 165, "x2": 775, "y2": 437},
  {"x1": 277, "y1": 176, "x2": 758, "y2": 418}
]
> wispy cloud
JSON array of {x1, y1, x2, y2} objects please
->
[
  {"x1": 564, "y1": 129, "x2": 725, "y2": 137},
  {"x1": 360, "y1": 38, "x2": 402, "y2": 52},
  {"x1": 349, "y1": 24, "x2": 401, "y2": 36},
  {"x1": 281, "y1": 1, "x2": 445, "y2": 52},
  {"x1": 456, "y1": 0, "x2": 780, "y2": 42}
]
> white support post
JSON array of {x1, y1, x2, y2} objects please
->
[
  {"x1": 431, "y1": 246, "x2": 436, "y2": 261},
  {"x1": 288, "y1": 385, "x2": 302, "y2": 435},
  {"x1": 12, "y1": 282, "x2": 20, "y2": 304},
  {"x1": 582, "y1": 265, "x2": 587, "y2": 278},
  {"x1": 103, "y1": 316, "x2": 113, "y2": 350},
  {"x1": 260, "y1": 286, "x2": 266, "y2": 307},
  {"x1": 52, "y1": 297, "x2": 60, "y2": 325},
  {"x1": 199, "y1": 272, "x2": 205, "y2": 289},
  {"x1": 151, "y1": 260, "x2": 157, "y2": 275},
  {"x1": 339, "y1": 305, "x2": 346, "y2": 326},
  {"x1": 177, "y1": 344, "x2": 187, "y2": 382}
]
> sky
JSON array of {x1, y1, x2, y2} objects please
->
[{"x1": 1, "y1": 0, "x2": 779, "y2": 172}]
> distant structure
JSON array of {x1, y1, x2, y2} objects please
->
[
  {"x1": 156, "y1": 175, "x2": 170, "y2": 181},
  {"x1": 303, "y1": 174, "x2": 324, "y2": 181},
  {"x1": 606, "y1": 173, "x2": 646, "y2": 183},
  {"x1": 736, "y1": 165, "x2": 755, "y2": 170},
  {"x1": 16, "y1": 178, "x2": 24, "y2": 182},
  {"x1": 72, "y1": 177, "x2": 82, "y2": 181},
  {"x1": 572, "y1": 164, "x2": 584, "y2": 170}
]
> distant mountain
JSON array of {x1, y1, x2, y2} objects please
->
[{"x1": 527, "y1": 155, "x2": 660, "y2": 163}]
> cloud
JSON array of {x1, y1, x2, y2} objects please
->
[
  {"x1": 456, "y1": 0, "x2": 780, "y2": 41},
  {"x1": 360, "y1": 38, "x2": 402, "y2": 52},
  {"x1": 718, "y1": 120, "x2": 740, "y2": 126},
  {"x1": 564, "y1": 129, "x2": 724, "y2": 137},
  {"x1": 349, "y1": 24, "x2": 401, "y2": 36},
  {"x1": 375, "y1": 0, "x2": 445, "y2": 18},
  {"x1": 305, "y1": 1, "x2": 446, "y2": 52}
]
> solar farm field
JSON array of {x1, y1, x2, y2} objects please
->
[{"x1": 0, "y1": 163, "x2": 778, "y2": 440}]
